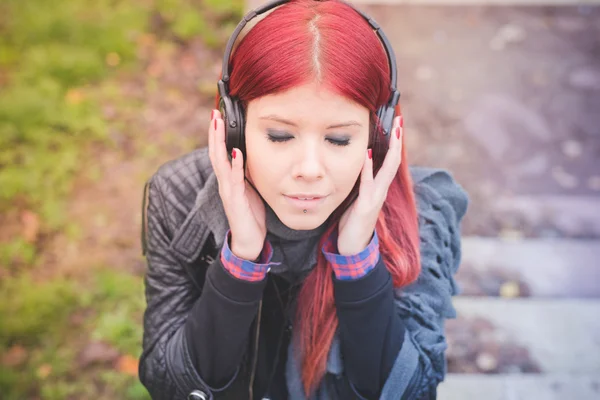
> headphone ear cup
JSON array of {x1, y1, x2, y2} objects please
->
[
  {"x1": 219, "y1": 94, "x2": 246, "y2": 168},
  {"x1": 219, "y1": 96, "x2": 241, "y2": 157},
  {"x1": 231, "y1": 100, "x2": 246, "y2": 158},
  {"x1": 376, "y1": 106, "x2": 395, "y2": 142},
  {"x1": 218, "y1": 97, "x2": 233, "y2": 155}
]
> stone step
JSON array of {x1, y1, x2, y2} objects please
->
[
  {"x1": 463, "y1": 195, "x2": 600, "y2": 239},
  {"x1": 456, "y1": 237, "x2": 600, "y2": 298},
  {"x1": 438, "y1": 373, "x2": 600, "y2": 400},
  {"x1": 488, "y1": 195, "x2": 600, "y2": 239},
  {"x1": 450, "y1": 297, "x2": 600, "y2": 374}
]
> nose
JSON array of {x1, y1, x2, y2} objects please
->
[{"x1": 293, "y1": 141, "x2": 324, "y2": 181}]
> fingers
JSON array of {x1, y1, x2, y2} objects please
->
[
  {"x1": 208, "y1": 110, "x2": 221, "y2": 171},
  {"x1": 375, "y1": 115, "x2": 403, "y2": 188},
  {"x1": 210, "y1": 110, "x2": 231, "y2": 184},
  {"x1": 230, "y1": 147, "x2": 244, "y2": 186},
  {"x1": 360, "y1": 148, "x2": 374, "y2": 191},
  {"x1": 208, "y1": 112, "x2": 215, "y2": 165},
  {"x1": 209, "y1": 109, "x2": 247, "y2": 203}
]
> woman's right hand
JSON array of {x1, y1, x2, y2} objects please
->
[{"x1": 208, "y1": 109, "x2": 267, "y2": 261}]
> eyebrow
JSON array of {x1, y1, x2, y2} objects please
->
[{"x1": 259, "y1": 115, "x2": 362, "y2": 129}]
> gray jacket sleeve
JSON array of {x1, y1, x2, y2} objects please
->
[
  {"x1": 139, "y1": 175, "x2": 251, "y2": 400},
  {"x1": 138, "y1": 175, "x2": 212, "y2": 399},
  {"x1": 381, "y1": 168, "x2": 469, "y2": 399}
]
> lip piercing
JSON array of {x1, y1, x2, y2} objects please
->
[{"x1": 303, "y1": 209, "x2": 307, "y2": 213}]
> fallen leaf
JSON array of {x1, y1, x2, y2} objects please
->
[
  {"x1": 37, "y1": 364, "x2": 52, "y2": 379},
  {"x1": 21, "y1": 210, "x2": 40, "y2": 243},
  {"x1": 500, "y1": 281, "x2": 521, "y2": 298},
  {"x1": 2, "y1": 345, "x2": 28, "y2": 367},
  {"x1": 106, "y1": 52, "x2": 121, "y2": 67},
  {"x1": 476, "y1": 352, "x2": 498, "y2": 372},
  {"x1": 65, "y1": 89, "x2": 85, "y2": 105},
  {"x1": 137, "y1": 33, "x2": 156, "y2": 47},
  {"x1": 197, "y1": 80, "x2": 217, "y2": 97},
  {"x1": 498, "y1": 229, "x2": 524, "y2": 240},
  {"x1": 146, "y1": 62, "x2": 163, "y2": 77},
  {"x1": 117, "y1": 354, "x2": 139, "y2": 377}
]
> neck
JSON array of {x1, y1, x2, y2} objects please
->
[{"x1": 265, "y1": 201, "x2": 328, "y2": 241}]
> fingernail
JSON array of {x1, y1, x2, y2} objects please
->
[
  {"x1": 396, "y1": 127, "x2": 401, "y2": 140},
  {"x1": 232, "y1": 149, "x2": 236, "y2": 159},
  {"x1": 211, "y1": 110, "x2": 216, "y2": 120},
  {"x1": 368, "y1": 149, "x2": 372, "y2": 159},
  {"x1": 399, "y1": 115, "x2": 404, "y2": 128},
  {"x1": 214, "y1": 118, "x2": 217, "y2": 130}
]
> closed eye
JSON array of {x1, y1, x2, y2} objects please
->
[
  {"x1": 328, "y1": 138, "x2": 350, "y2": 146},
  {"x1": 267, "y1": 135, "x2": 292, "y2": 143},
  {"x1": 267, "y1": 131, "x2": 350, "y2": 147}
]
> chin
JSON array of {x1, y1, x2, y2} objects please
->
[{"x1": 279, "y1": 212, "x2": 328, "y2": 231}]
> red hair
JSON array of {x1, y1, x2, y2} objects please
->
[{"x1": 217, "y1": 0, "x2": 421, "y2": 394}]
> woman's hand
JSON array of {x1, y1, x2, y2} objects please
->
[
  {"x1": 208, "y1": 109, "x2": 267, "y2": 261},
  {"x1": 337, "y1": 116, "x2": 404, "y2": 256}
]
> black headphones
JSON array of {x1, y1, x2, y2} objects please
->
[{"x1": 217, "y1": 0, "x2": 400, "y2": 161}]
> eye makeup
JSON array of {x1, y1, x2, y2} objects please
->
[{"x1": 266, "y1": 129, "x2": 351, "y2": 147}]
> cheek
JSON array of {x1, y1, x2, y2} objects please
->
[
  {"x1": 330, "y1": 150, "x2": 365, "y2": 192},
  {"x1": 245, "y1": 138, "x2": 281, "y2": 189}
]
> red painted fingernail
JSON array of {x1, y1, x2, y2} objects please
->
[
  {"x1": 368, "y1": 149, "x2": 372, "y2": 159},
  {"x1": 232, "y1": 149, "x2": 236, "y2": 159},
  {"x1": 399, "y1": 115, "x2": 404, "y2": 128},
  {"x1": 396, "y1": 127, "x2": 401, "y2": 139},
  {"x1": 214, "y1": 118, "x2": 217, "y2": 130},
  {"x1": 211, "y1": 110, "x2": 216, "y2": 120}
]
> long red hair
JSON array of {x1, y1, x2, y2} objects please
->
[{"x1": 218, "y1": 0, "x2": 421, "y2": 394}]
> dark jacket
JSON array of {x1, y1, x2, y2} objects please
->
[{"x1": 138, "y1": 148, "x2": 469, "y2": 400}]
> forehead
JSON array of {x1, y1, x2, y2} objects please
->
[{"x1": 248, "y1": 81, "x2": 368, "y2": 122}]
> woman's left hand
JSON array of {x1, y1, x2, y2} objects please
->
[{"x1": 337, "y1": 115, "x2": 404, "y2": 256}]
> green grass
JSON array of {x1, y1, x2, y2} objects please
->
[
  {"x1": 0, "y1": 0, "x2": 244, "y2": 238},
  {"x1": 90, "y1": 269, "x2": 147, "y2": 356},
  {"x1": 0, "y1": 238, "x2": 37, "y2": 268},
  {"x1": 0, "y1": 273, "x2": 81, "y2": 347},
  {"x1": 0, "y1": 273, "x2": 81, "y2": 399},
  {"x1": 157, "y1": 0, "x2": 244, "y2": 45},
  {"x1": 0, "y1": 268, "x2": 150, "y2": 399},
  {"x1": 0, "y1": 0, "x2": 148, "y2": 231}
]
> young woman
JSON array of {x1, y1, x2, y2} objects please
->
[{"x1": 138, "y1": 1, "x2": 468, "y2": 399}]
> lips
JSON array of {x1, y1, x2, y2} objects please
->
[
  {"x1": 284, "y1": 195, "x2": 327, "y2": 210},
  {"x1": 287, "y1": 194, "x2": 324, "y2": 199}
]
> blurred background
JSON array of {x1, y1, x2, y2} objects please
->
[{"x1": 0, "y1": 0, "x2": 598, "y2": 399}]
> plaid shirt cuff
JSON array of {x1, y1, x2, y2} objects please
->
[
  {"x1": 220, "y1": 230, "x2": 281, "y2": 282},
  {"x1": 322, "y1": 229, "x2": 380, "y2": 281}
]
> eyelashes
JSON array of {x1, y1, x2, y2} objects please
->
[{"x1": 266, "y1": 131, "x2": 350, "y2": 147}]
